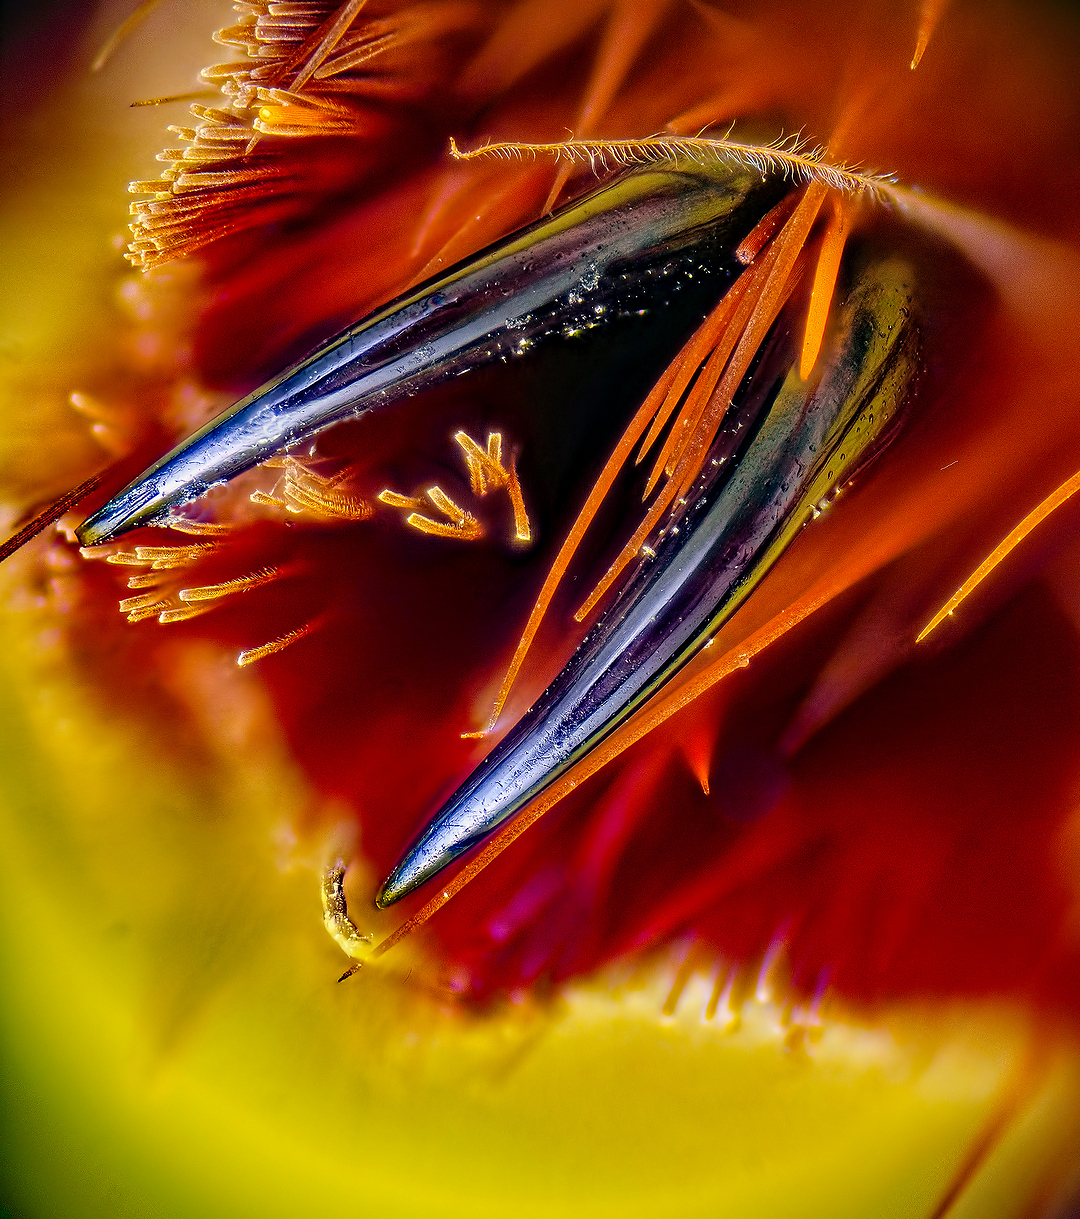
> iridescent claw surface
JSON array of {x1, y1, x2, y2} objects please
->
[
  {"x1": 377, "y1": 254, "x2": 919, "y2": 906},
  {"x1": 76, "y1": 161, "x2": 780, "y2": 546}
]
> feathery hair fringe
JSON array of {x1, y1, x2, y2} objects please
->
[{"x1": 448, "y1": 133, "x2": 898, "y2": 202}]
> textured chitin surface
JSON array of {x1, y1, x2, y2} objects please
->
[{"x1": 57, "y1": 0, "x2": 1080, "y2": 1013}]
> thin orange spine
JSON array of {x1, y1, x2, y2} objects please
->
[
  {"x1": 374, "y1": 453, "x2": 949, "y2": 960},
  {"x1": 799, "y1": 195, "x2": 848, "y2": 380},
  {"x1": 125, "y1": 572, "x2": 163, "y2": 590},
  {"x1": 923, "y1": 1048, "x2": 1043, "y2": 1219},
  {"x1": 665, "y1": 86, "x2": 748, "y2": 137},
  {"x1": 0, "y1": 468, "x2": 108, "y2": 565},
  {"x1": 178, "y1": 566, "x2": 279, "y2": 603},
  {"x1": 118, "y1": 593, "x2": 163, "y2": 613},
  {"x1": 414, "y1": 167, "x2": 551, "y2": 281},
  {"x1": 453, "y1": 430, "x2": 533, "y2": 542},
  {"x1": 663, "y1": 947, "x2": 700, "y2": 1016},
  {"x1": 166, "y1": 518, "x2": 232, "y2": 536},
  {"x1": 573, "y1": 476, "x2": 684, "y2": 622},
  {"x1": 312, "y1": 33, "x2": 396, "y2": 81},
  {"x1": 374, "y1": 515, "x2": 905, "y2": 957},
  {"x1": 735, "y1": 193, "x2": 800, "y2": 265},
  {"x1": 541, "y1": 0, "x2": 671, "y2": 213},
  {"x1": 643, "y1": 253, "x2": 775, "y2": 496},
  {"x1": 287, "y1": 0, "x2": 371, "y2": 91},
  {"x1": 911, "y1": 0, "x2": 950, "y2": 69},
  {"x1": 236, "y1": 623, "x2": 313, "y2": 667},
  {"x1": 474, "y1": 355, "x2": 686, "y2": 733},
  {"x1": 633, "y1": 352, "x2": 692, "y2": 464},
  {"x1": 635, "y1": 275, "x2": 752, "y2": 463},
  {"x1": 917, "y1": 466, "x2": 1080, "y2": 642},
  {"x1": 658, "y1": 184, "x2": 825, "y2": 499},
  {"x1": 668, "y1": 182, "x2": 826, "y2": 501},
  {"x1": 575, "y1": 187, "x2": 823, "y2": 622},
  {"x1": 584, "y1": 272, "x2": 788, "y2": 620},
  {"x1": 130, "y1": 91, "x2": 217, "y2": 108},
  {"x1": 91, "y1": 0, "x2": 163, "y2": 72}
]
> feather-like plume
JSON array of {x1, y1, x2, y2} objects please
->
[{"x1": 449, "y1": 133, "x2": 898, "y2": 202}]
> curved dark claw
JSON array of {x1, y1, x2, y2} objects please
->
[
  {"x1": 76, "y1": 160, "x2": 780, "y2": 546},
  {"x1": 69, "y1": 151, "x2": 918, "y2": 917},
  {"x1": 376, "y1": 254, "x2": 919, "y2": 906}
]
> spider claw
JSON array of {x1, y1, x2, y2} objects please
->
[
  {"x1": 377, "y1": 254, "x2": 920, "y2": 907},
  {"x1": 76, "y1": 159, "x2": 780, "y2": 546}
]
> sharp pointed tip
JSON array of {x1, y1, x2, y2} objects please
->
[
  {"x1": 73, "y1": 516, "x2": 107, "y2": 548},
  {"x1": 76, "y1": 480, "x2": 164, "y2": 547},
  {"x1": 75, "y1": 515, "x2": 122, "y2": 548},
  {"x1": 374, "y1": 873, "x2": 409, "y2": 909},
  {"x1": 378, "y1": 828, "x2": 464, "y2": 907}
]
